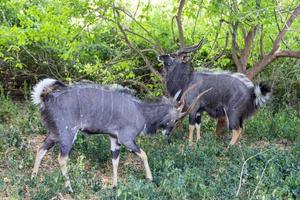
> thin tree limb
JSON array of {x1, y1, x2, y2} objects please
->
[
  {"x1": 176, "y1": 0, "x2": 186, "y2": 48},
  {"x1": 231, "y1": 22, "x2": 242, "y2": 72},
  {"x1": 204, "y1": 32, "x2": 229, "y2": 68},
  {"x1": 236, "y1": 149, "x2": 271, "y2": 197},
  {"x1": 113, "y1": 9, "x2": 163, "y2": 80},
  {"x1": 246, "y1": 4, "x2": 300, "y2": 79}
]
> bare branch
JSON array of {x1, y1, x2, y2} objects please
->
[
  {"x1": 231, "y1": 22, "x2": 242, "y2": 71},
  {"x1": 247, "y1": 4, "x2": 300, "y2": 79},
  {"x1": 236, "y1": 149, "x2": 271, "y2": 197},
  {"x1": 116, "y1": 7, "x2": 164, "y2": 53},
  {"x1": 271, "y1": 4, "x2": 300, "y2": 54},
  {"x1": 192, "y1": 4, "x2": 202, "y2": 40},
  {"x1": 273, "y1": 8, "x2": 291, "y2": 50},
  {"x1": 204, "y1": 32, "x2": 229, "y2": 68},
  {"x1": 276, "y1": 50, "x2": 300, "y2": 57},
  {"x1": 240, "y1": 25, "x2": 258, "y2": 73},
  {"x1": 113, "y1": 9, "x2": 163, "y2": 80},
  {"x1": 124, "y1": 28, "x2": 159, "y2": 48},
  {"x1": 176, "y1": 0, "x2": 186, "y2": 48},
  {"x1": 171, "y1": 16, "x2": 176, "y2": 44},
  {"x1": 259, "y1": 24, "x2": 264, "y2": 58}
]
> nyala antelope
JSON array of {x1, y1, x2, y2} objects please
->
[
  {"x1": 31, "y1": 78, "x2": 202, "y2": 192},
  {"x1": 158, "y1": 43, "x2": 271, "y2": 146}
]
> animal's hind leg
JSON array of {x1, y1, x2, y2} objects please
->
[
  {"x1": 215, "y1": 116, "x2": 227, "y2": 139},
  {"x1": 32, "y1": 134, "x2": 56, "y2": 179},
  {"x1": 123, "y1": 140, "x2": 153, "y2": 180},
  {"x1": 58, "y1": 131, "x2": 77, "y2": 193},
  {"x1": 58, "y1": 153, "x2": 72, "y2": 193},
  {"x1": 229, "y1": 128, "x2": 242, "y2": 146},
  {"x1": 109, "y1": 136, "x2": 121, "y2": 188}
]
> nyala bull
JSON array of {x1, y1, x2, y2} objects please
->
[
  {"x1": 30, "y1": 78, "x2": 203, "y2": 192},
  {"x1": 158, "y1": 43, "x2": 271, "y2": 146}
]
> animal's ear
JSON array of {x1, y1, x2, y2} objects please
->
[
  {"x1": 158, "y1": 54, "x2": 173, "y2": 63},
  {"x1": 182, "y1": 55, "x2": 192, "y2": 64}
]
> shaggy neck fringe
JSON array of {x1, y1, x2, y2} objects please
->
[{"x1": 138, "y1": 102, "x2": 171, "y2": 134}]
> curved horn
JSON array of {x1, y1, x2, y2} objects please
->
[
  {"x1": 170, "y1": 38, "x2": 205, "y2": 56},
  {"x1": 173, "y1": 90, "x2": 182, "y2": 101},
  {"x1": 179, "y1": 88, "x2": 212, "y2": 119},
  {"x1": 179, "y1": 80, "x2": 203, "y2": 103}
]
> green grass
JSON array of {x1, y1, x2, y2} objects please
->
[{"x1": 0, "y1": 94, "x2": 299, "y2": 199}]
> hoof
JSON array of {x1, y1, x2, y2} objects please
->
[
  {"x1": 146, "y1": 177, "x2": 153, "y2": 182},
  {"x1": 31, "y1": 173, "x2": 37, "y2": 180},
  {"x1": 67, "y1": 186, "x2": 74, "y2": 194}
]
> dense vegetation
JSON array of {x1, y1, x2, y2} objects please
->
[{"x1": 0, "y1": 0, "x2": 299, "y2": 199}]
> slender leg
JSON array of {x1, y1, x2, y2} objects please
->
[
  {"x1": 58, "y1": 154, "x2": 73, "y2": 193},
  {"x1": 109, "y1": 136, "x2": 121, "y2": 188},
  {"x1": 135, "y1": 149, "x2": 153, "y2": 180},
  {"x1": 188, "y1": 125, "x2": 195, "y2": 145},
  {"x1": 31, "y1": 134, "x2": 56, "y2": 178},
  {"x1": 195, "y1": 124, "x2": 201, "y2": 141},
  {"x1": 215, "y1": 116, "x2": 227, "y2": 138},
  {"x1": 58, "y1": 131, "x2": 76, "y2": 193},
  {"x1": 229, "y1": 128, "x2": 242, "y2": 146},
  {"x1": 120, "y1": 130, "x2": 153, "y2": 181},
  {"x1": 195, "y1": 114, "x2": 202, "y2": 141}
]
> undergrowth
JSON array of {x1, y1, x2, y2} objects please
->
[{"x1": 0, "y1": 92, "x2": 299, "y2": 199}]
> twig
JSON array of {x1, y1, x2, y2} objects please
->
[
  {"x1": 250, "y1": 157, "x2": 275, "y2": 199},
  {"x1": 236, "y1": 149, "x2": 271, "y2": 197}
]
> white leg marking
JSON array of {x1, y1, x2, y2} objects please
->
[
  {"x1": 58, "y1": 154, "x2": 73, "y2": 193},
  {"x1": 112, "y1": 155, "x2": 120, "y2": 187},
  {"x1": 195, "y1": 123, "x2": 201, "y2": 141},
  {"x1": 188, "y1": 125, "x2": 195, "y2": 145},
  {"x1": 110, "y1": 136, "x2": 121, "y2": 187},
  {"x1": 32, "y1": 149, "x2": 48, "y2": 178},
  {"x1": 136, "y1": 149, "x2": 153, "y2": 180}
]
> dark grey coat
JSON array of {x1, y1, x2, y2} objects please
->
[
  {"x1": 159, "y1": 55, "x2": 271, "y2": 130},
  {"x1": 38, "y1": 83, "x2": 181, "y2": 156}
]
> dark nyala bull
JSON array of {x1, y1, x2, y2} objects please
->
[
  {"x1": 158, "y1": 43, "x2": 271, "y2": 146},
  {"x1": 31, "y1": 78, "x2": 198, "y2": 192}
]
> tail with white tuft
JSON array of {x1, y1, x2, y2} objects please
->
[
  {"x1": 31, "y1": 78, "x2": 66, "y2": 105},
  {"x1": 254, "y1": 82, "x2": 272, "y2": 107}
]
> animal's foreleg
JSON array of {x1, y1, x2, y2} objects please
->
[
  {"x1": 110, "y1": 137, "x2": 121, "y2": 188},
  {"x1": 195, "y1": 114, "x2": 202, "y2": 141},
  {"x1": 32, "y1": 134, "x2": 55, "y2": 178},
  {"x1": 188, "y1": 125, "x2": 195, "y2": 145},
  {"x1": 195, "y1": 124, "x2": 201, "y2": 141},
  {"x1": 136, "y1": 149, "x2": 153, "y2": 180},
  {"x1": 229, "y1": 128, "x2": 242, "y2": 146}
]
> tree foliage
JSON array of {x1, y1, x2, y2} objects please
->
[{"x1": 0, "y1": 0, "x2": 299, "y2": 98}]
